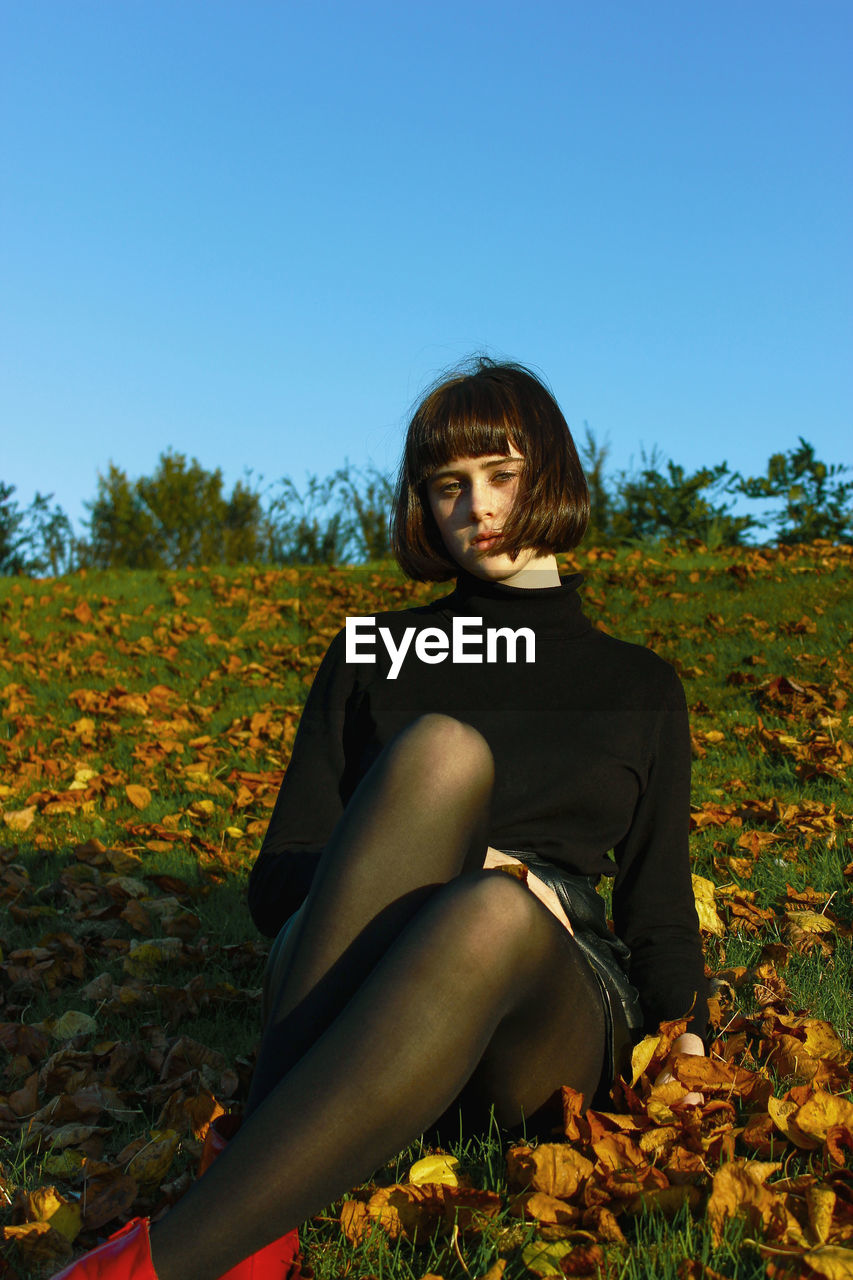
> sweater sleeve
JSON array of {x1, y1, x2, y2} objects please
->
[
  {"x1": 247, "y1": 626, "x2": 358, "y2": 937},
  {"x1": 611, "y1": 664, "x2": 709, "y2": 1042}
]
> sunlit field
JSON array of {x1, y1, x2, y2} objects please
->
[{"x1": 1, "y1": 542, "x2": 850, "y2": 1279}]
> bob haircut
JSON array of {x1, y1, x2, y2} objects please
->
[{"x1": 391, "y1": 356, "x2": 590, "y2": 582}]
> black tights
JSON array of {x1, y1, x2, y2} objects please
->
[{"x1": 148, "y1": 714, "x2": 607, "y2": 1280}]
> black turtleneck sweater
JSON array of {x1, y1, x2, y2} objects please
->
[{"x1": 248, "y1": 569, "x2": 709, "y2": 1040}]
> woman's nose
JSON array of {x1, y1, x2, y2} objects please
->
[{"x1": 466, "y1": 481, "x2": 494, "y2": 520}]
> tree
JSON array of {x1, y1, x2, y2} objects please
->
[
  {"x1": 733, "y1": 437, "x2": 853, "y2": 544},
  {"x1": 0, "y1": 482, "x2": 76, "y2": 575},
  {"x1": 609, "y1": 448, "x2": 756, "y2": 547},
  {"x1": 0, "y1": 482, "x2": 27, "y2": 573},
  {"x1": 262, "y1": 473, "x2": 354, "y2": 565},
  {"x1": 84, "y1": 451, "x2": 265, "y2": 569},
  {"x1": 578, "y1": 424, "x2": 614, "y2": 543},
  {"x1": 333, "y1": 462, "x2": 395, "y2": 562},
  {"x1": 84, "y1": 463, "x2": 160, "y2": 568},
  {"x1": 19, "y1": 492, "x2": 75, "y2": 574}
]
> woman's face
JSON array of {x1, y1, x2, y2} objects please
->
[{"x1": 425, "y1": 447, "x2": 546, "y2": 584}]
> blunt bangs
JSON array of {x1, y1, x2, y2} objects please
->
[
  {"x1": 407, "y1": 379, "x2": 521, "y2": 489},
  {"x1": 391, "y1": 357, "x2": 590, "y2": 582}
]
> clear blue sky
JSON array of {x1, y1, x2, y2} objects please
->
[{"x1": 2, "y1": 1, "x2": 851, "y2": 533}]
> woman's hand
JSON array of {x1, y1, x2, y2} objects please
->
[
  {"x1": 482, "y1": 848, "x2": 573, "y2": 934},
  {"x1": 653, "y1": 1031, "x2": 706, "y2": 1108}
]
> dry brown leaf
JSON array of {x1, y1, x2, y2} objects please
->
[
  {"x1": 506, "y1": 1144, "x2": 594, "y2": 1199},
  {"x1": 125, "y1": 1128, "x2": 180, "y2": 1186},
  {"x1": 625, "y1": 1185, "x2": 701, "y2": 1218},
  {"x1": 125, "y1": 783, "x2": 152, "y2": 810},
  {"x1": 507, "y1": 1191, "x2": 579, "y2": 1226},
  {"x1": 0, "y1": 1220, "x2": 72, "y2": 1263},
  {"x1": 706, "y1": 1160, "x2": 801, "y2": 1246},
  {"x1": 476, "y1": 1261, "x2": 507, "y2": 1280}
]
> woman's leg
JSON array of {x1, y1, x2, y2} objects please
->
[
  {"x1": 247, "y1": 712, "x2": 496, "y2": 1108},
  {"x1": 148, "y1": 872, "x2": 606, "y2": 1280}
]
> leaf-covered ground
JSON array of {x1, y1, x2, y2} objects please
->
[{"x1": 0, "y1": 544, "x2": 851, "y2": 1279}]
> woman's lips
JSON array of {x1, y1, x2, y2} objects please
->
[{"x1": 472, "y1": 534, "x2": 500, "y2": 550}]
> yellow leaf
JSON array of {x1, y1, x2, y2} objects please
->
[
  {"x1": 630, "y1": 1033, "x2": 661, "y2": 1085},
  {"x1": 409, "y1": 1155, "x2": 460, "y2": 1187},
  {"x1": 0, "y1": 1220, "x2": 72, "y2": 1263},
  {"x1": 520, "y1": 1239, "x2": 574, "y2": 1277},
  {"x1": 42, "y1": 1149, "x2": 87, "y2": 1178},
  {"x1": 786, "y1": 909, "x2": 835, "y2": 934},
  {"x1": 807, "y1": 1185, "x2": 836, "y2": 1247},
  {"x1": 767, "y1": 1095, "x2": 819, "y2": 1150},
  {"x1": 801, "y1": 1020, "x2": 850, "y2": 1064},
  {"x1": 187, "y1": 799, "x2": 215, "y2": 822},
  {"x1": 69, "y1": 767, "x2": 98, "y2": 791},
  {"x1": 18, "y1": 1187, "x2": 83, "y2": 1243},
  {"x1": 3, "y1": 805, "x2": 37, "y2": 832},
  {"x1": 50, "y1": 1010, "x2": 98, "y2": 1041},
  {"x1": 795, "y1": 1092, "x2": 853, "y2": 1141},
  {"x1": 692, "y1": 874, "x2": 726, "y2": 935},
  {"x1": 123, "y1": 937, "x2": 184, "y2": 977},
  {"x1": 799, "y1": 1246, "x2": 853, "y2": 1279},
  {"x1": 126, "y1": 1128, "x2": 180, "y2": 1186},
  {"x1": 125, "y1": 784, "x2": 152, "y2": 810},
  {"x1": 41, "y1": 1203, "x2": 80, "y2": 1244}
]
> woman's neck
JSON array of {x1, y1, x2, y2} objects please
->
[{"x1": 465, "y1": 551, "x2": 561, "y2": 589}]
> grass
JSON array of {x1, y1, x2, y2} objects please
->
[{"x1": 1, "y1": 541, "x2": 851, "y2": 1278}]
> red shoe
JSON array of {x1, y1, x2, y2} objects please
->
[
  {"x1": 49, "y1": 1217, "x2": 156, "y2": 1278},
  {"x1": 49, "y1": 1205, "x2": 300, "y2": 1280},
  {"x1": 49, "y1": 1118, "x2": 300, "y2": 1280},
  {"x1": 198, "y1": 1113, "x2": 302, "y2": 1279}
]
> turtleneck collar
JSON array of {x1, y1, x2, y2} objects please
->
[{"x1": 436, "y1": 565, "x2": 592, "y2": 639}]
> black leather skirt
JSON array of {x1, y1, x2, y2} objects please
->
[{"x1": 494, "y1": 849, "x2": 644, "y2": 1108}]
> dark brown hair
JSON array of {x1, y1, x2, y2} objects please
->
[{"x1": 391, "y1": 356, "x2": 590, "y2": 581}]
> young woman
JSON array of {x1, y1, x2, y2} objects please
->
[{"x1": 54, "y1": 358, "x2": 708, "y2": 1280}]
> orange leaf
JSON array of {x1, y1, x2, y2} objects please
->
[
  {"x1": 506, "y1": 1143, "x2": 594, "y2": 1199},
  {"x1": 125, "y1": 784, "x2": 152, "y2": 810},
  {"x1": 506, "y1": 1190, "x2": 578, "y2": 1226},
  {"x1": 706, "y1": 1160, "x2": 800, "y2": 1247}
]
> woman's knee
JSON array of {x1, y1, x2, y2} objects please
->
[
  {"x1": 387, "y1": 714, "x2": 495, "y2": 797},
  {"x1": 429, "y1": 871, "x2": 546, "y2": 973}
]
